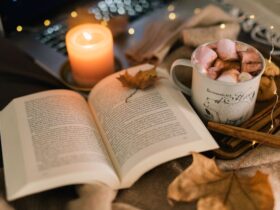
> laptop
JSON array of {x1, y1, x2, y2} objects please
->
[{"x1": 0, "y1": 0, "x2": 172, "y2": 84}]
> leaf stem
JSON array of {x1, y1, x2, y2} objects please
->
[
  {"x1": 223, "y1": 172, "x2": 234, "y2": 204},
  {"x1": 233, "y1": 173, "x2": 258, "y2": 209},
  {"x1": 125, "y1": 89, "x2": 138, "y2": 103}
]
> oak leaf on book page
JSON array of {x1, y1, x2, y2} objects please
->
[{"x1": 117, "y1": 66, "x2": 158, "y2": 90}]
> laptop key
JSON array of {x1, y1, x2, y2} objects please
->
[{"x1": 53, "y1": 42, "x2": 66, "y2": 51}]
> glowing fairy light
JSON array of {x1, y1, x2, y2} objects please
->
[
  {"x1": 16, "y1": 25, "x2": 23, "y2": 32},
  {"x1": 168, "y1": 12, "x2": 176, "y2": 20},
  {"x1": 71, "y1": 11, "x2": 78, "y2": 18},
  {"x1": 249, "y1": 14, "x2": 255, "y2": 19},
  {"x1": 269, "y1": 39, "x2": 275, "y2": 63},
  {"x1": 194, "y1": 8, "x2": 201, "y2": 15},
  {"x1": 268, "y1": 89, "x2": 279, "y2": 134},
  {"x1": 128, "y1": 27, "x2": 135, "y2": 35},
  {"x1": 220, "y1": 23, "x2": 226, "y2": 29},
  {"x1": 267, "y1": 23, "x2": 278, "y2": 134},
  {"x1": 167, "y1": 4, "x2": 175, "y2": 12},
  {"x1": 44, "y1": 19, "x2": 51, "y2": 27},
  {"x1": 268, "y1": 28, "x2": 275, "y2": 63}
]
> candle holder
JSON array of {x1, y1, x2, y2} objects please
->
[{"x1": 59, "y1": 57, "x2": 122, "y2": 92}]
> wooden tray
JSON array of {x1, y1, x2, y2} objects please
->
[{"x1": 213, "y1": 77, "x2": 280, "y2": 160}]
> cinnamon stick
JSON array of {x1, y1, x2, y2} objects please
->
[
  {"x1": 242, "y1": 101, "x2": 280, "y2": 129},
  {"x1": 220, "y1": 102, "x2": 280, "y2": 147},
  {"x1": 250, "y1": 105, "x2": 280, "y2": 131},
  {"x1": 208, "y1": 121, "x2": 280, "y2": 148}
]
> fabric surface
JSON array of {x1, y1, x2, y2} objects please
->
[
  {"x1": 126, "y1": 4, "x2": 240, "y2": 65},
  {"x1": 67, "y1": 183, "x2": 143, "y2": 210},
  {"x1": 126, "y1": 19, "x2": 184, "y2": 64}
]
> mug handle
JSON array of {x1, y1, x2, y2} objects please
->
[{"x1": 170, "y1": 59, "x2": 192, "y2": 96}]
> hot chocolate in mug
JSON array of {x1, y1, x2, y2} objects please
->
[{"x1": 170, "y1": 40, "x2": 265, "y2": 125}]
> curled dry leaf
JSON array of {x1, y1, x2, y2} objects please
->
[
  {"x1": 117, "y1": 66, "x2": 158, "y2": 90},
  {"x1": 167, "y1": 153, "x2": 274, "y2": 210},
  {"x1": 257, "y1": 76, "x2": 277, "y2": 101},
  {"x1": 197, "y1": 196, "x2": 227, "y2": 210},
  {"x1": 264, "y1": 59, "x2": 280, "y2": 77}
]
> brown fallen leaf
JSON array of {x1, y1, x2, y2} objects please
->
[
  {"x1": 257, "y1": 76, "x2": 277, "y2": 101},
  {"x1": 167, "y1": 153, "x2": 274, "y2": 210},
  {"x1": 197, "y1": 196, "x2": 227, "y2": 210},
  {"x1": 264, "y1": 59, "x2": 280, "y2": 77},
  {"x1": 117, "y1": 66, "x2": 158, "y2": 90}
]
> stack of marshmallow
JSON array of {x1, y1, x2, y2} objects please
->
[{"x1": 193, "y1": 39, "x2": 263, "y2": 83}]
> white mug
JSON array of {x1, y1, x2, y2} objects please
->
[{"x1": 170, "y1": 41, "x2": 265, "y2": 125}]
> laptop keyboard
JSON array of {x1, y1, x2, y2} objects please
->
[
  {"x1": 36, "y1": 0, "x2": 170, "y2": 56},
  {"x1": 37, "y1": 24, "x2": 68, "y2": 55}
]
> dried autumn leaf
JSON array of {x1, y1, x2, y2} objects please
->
[
  {"x1": 117, "y1": 66, "x2": 158, "y2": 90},
  {"x1": 167, "y1": 153, "x2": 274, "y2": 210},
  {"x1": 197, "y1": 196, "x2": 227, "y2": 210},
  {"x1": 264, "y1": 59, "x2": 280, "y2": 77}
]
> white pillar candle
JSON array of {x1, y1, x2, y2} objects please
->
[{"x1": 66, "y1": 23, "x2": 114, "y2": 87}]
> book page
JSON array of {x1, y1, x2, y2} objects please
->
[
  {"x1": 0, "y1": 90, "x2": 119, "y2": 200},
  {"x1": 88, "y1": 64, "x2": 218, "y2": 187}
]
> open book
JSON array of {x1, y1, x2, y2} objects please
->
[{"x1": 0, "y1": 64, "x2": 218, "y2": 201}]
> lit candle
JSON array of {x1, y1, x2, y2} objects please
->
[{"x1": 66, "y1": 23, "x2": 114, "y2": 87}]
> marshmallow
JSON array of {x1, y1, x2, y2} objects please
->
[
  {"x1": 241, "y1": 63, "x2": 262, "y2": 73},
  {"x1": 207, "y1": 67, "x2": 221, "y2": 80},
  {"x1": 214, "y1": 59, "x2": 241, "y2": 71},
  {"x1": 238, "y1": 72, "x2": 253, "y2": 82},
  {"x1": 236, "y1": 42, "x2": 248, "y2": 52},
  {"x1": 193, "y1": 46, "x2": 217, "y2": 69},
  {"x1": 217, "y1": 69, "x2": 240, "y2": 83},
  {"x1": 239, "y1": 47, "x2": 262, "y2": 64},
  {"x1": 194, "y1": 39, "x2": 263, "y2": 83},
  {"x1": 207, "y1": 43, "x2": 217, "y2": 50},
  {"x1": 217, "y1": 39, "x2": 239, "y2": 61}
]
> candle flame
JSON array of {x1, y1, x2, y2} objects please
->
[{"x1": 83, "y1": 32, "x2": 92, "y2": 41}]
